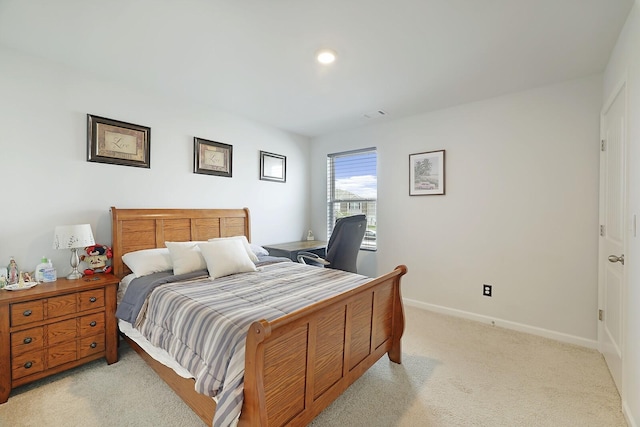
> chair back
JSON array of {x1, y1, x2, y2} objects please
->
[{"x1": 326, "y1": 214, "x2": 367, "y2": 273}]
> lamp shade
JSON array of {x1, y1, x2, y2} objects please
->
[{"x1": 53, "y1": 224, "x2": 95, "y2": 249}]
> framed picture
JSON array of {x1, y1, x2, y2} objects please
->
[
  {"x1": 409, "y1": 150, "x2": 445, "y2": 195},
  {"x1": 260, "y1": 151, "x2": 286, "y2": 182},
  {"x1": 194, "y1": 137, "x2": 233, "y2": 177},
  {"x1": 87, "y1": 114, "x2": 151, "y2": 168}
]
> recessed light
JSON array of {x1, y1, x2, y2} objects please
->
[{"x1": 316, "y1": 49, "x2": 337, "y2": 65}]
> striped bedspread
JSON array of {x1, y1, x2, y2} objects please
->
[{"x1": 137, "y1": 261, "x2": 370, "y2": 427}]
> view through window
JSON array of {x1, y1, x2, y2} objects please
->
[{"x1": 327, "y1": 148, "x2": 377, "y2": 250}]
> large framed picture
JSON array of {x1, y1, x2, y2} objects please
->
[
  {"x1": 87, "y1": 114, "x2": 151, "y2": 168},
  {"x1": 409, "y1": 150, "x2": 445, "y2": 195},
  {"x1": 194, "y1": 137, "x2": 233, "y2": 177},
  {"x1": 260, "y1": 151, "x2": 286, "y2": 183}
]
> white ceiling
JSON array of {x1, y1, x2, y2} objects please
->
[{"x1": 0, "y1": 0, "x2": 634, "y2": 137}]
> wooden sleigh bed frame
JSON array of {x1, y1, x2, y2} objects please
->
[{"x1": 111, "y1": 207, "x2": 407, "y2": 426}]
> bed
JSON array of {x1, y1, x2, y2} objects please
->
[{"x1": 111, "y1": 207, "x2": 407, "y2": 426}]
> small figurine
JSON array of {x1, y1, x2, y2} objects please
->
[
  {"x1": 18, "y1": 271, "x2": 25, "y2": 287},
  {"x1": 7, "y1": 257, "x2": 19, "y2": 285}
]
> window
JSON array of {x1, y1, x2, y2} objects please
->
[{"x1": 327, "y1": 148, "x2": 377, "y2": 250}]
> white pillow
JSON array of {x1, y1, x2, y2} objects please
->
[
  {"x1": 199, "y1": 240, "x2": 257, "y2": 279},
  {"x1": 165, "y1": 241, "x2": 207, "y2": 275},
  {"x1": 208, "y1": 235, "x2": 259, "y2": 262},
  {"x1": 122, "y1": 248, "x2": 173, "y2": 278},
  {"x1": 250, "y1": 243, "x2": 269, "y2": 257}
]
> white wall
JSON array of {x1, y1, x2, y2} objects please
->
[
  {"x1": 310, "y1": 75, "x2": 602, "y2": 346},
  {"x1": 0, "y1": 46, "x2": 311, "y2": 277},
  {"x1": 603, "y1": 1, "x2": 640, "y2": 425}
]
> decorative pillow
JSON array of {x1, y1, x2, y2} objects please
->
[
  {"x1": 122, "y1": 248, "x2": 173, "y2": 278},
  {"x1": 165, "y1": 241, "x2": 207, "y2": 275},
  {"x1": 250, "y1": 243, "x2": 269, "y2": 257},
  {"x1": 208, "y1": 235, "x2": 259, "y2": 262},
  {"x1": 199, "y1": 239, "x2": 257, "y2": 279}
]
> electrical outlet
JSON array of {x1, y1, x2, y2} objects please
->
[{"x1": 483, "y1": 284, "x2": 492, "y2": 297}]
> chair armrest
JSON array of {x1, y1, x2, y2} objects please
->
[{"x1": 297, "y1": 251, "x2": 331, "y2": 266}]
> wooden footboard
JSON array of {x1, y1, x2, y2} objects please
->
[{"x1": 240, "y1": 265, "x2": 407, "y2": 426}]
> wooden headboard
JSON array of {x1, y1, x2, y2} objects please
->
[{"x1": 110, "y1": 207, "x2": 251, "y2": 278}]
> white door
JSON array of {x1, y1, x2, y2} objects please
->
[{"x1": 598, "y1": 81, "x2": 627, "y2": 393}]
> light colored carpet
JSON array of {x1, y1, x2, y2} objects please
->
[{"x1": 0, "y1": 306, "x2": 626, "y2": 426}]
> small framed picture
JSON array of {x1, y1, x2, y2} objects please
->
[
  {"x1": 87, "y1": 114, "x2": 151, "y2": 168},
  {"x1": 260, "y1": 151, "x2": 286, "y2": 183},
  {"x1": 409, "y1": 150, "x2": 445, "y2": 195},
  {"x1": 194, "y1": 137, "x2": 233, "y2": 177}
]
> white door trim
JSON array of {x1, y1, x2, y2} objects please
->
[{"x1": 598, "y1": 71, "x2": 629, "y2": 395}]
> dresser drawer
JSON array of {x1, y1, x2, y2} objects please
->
[
  {"x1": 47, "y1": 319, "x2": 77, "y2": 346},
  {"x1": 11, "y1": 327, "x2": 44, "y2": 356},
  {"x1": 12, "y1": 352, "x2": 44, "y2": 379},
  {"x1": 47, "y1": 294, "x2": 77, "y2": 319},
  {"x1": 79, "y1": 312, "x2": 105, "y2": 336},
  {"x1": 79, "y1": 334, "x2": 105, "y2": 358},
  {"x1": 11, "y1": 300, "x2": 45, "y2": 327},
  {"x1": 47, "y1": 342, "x2": 77, "y2": 368},
  {"x1": 79, "y1": 289, "x2": 105, "y2": 311}
]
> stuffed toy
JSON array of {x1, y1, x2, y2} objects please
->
[{"x1": 81, "y1": 244, "x2": 113, "y2": 275}]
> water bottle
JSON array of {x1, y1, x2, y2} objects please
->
[{"x1": 35, "y1": 256, "x2": 50, "y2": 282}]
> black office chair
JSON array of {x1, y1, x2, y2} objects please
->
[{"x1": 297, "y1": 214, "x2": 367, "y2": 273}]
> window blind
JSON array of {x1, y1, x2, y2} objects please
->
[{"x1": 327, "y1": 148, "x2": 377, "y2": 250}]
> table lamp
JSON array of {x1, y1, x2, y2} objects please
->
[{"x1": 53, "y1": 224, "x2": 95, "y2": 279}]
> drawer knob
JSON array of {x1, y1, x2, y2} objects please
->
[
  {"x1": 90, "y1": 342, "x2": 97, "y2": 349},
  {"x1": 23, "y1": 337, "x2": 33, "y2": 344},
  {"x1": 89, "y1": 297, "x2": 97, "y2": 303},
  {"x1": 90, "y1": 321, "x2": 97, "y2": 327},
  {"x1": 24, "y1": 361, "x2": 33, "y2": 369},
  {"x1": 23, "y1": 309, "x2": 32, "y2": 317}
]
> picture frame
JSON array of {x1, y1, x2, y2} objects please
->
[
  {"x1": 260, "y1": 151, "x2": 286, "y2": 183},
  {"x1": 409, "y1": 150, "x2": 445, "y2": 196},
  {"x1": 194, "y1": 137, "x2": 233, "y2": 177},
  {"x1": 87, "y1": 114, "x2": 151, "y2": 168}
]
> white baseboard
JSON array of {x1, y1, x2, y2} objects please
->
[
  {"x1": 403, "y1": 298, "x2": 598, "y2": 349},
  {"x1": 623, "y1": 400, "x2": 638, "y2": 427}
]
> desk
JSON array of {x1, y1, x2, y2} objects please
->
[{"x1": 263, "y1": 240, "x2": 327, "y2": 262}]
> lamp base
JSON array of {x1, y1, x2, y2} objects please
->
[
  {"x1": 67, "y1": 248, "x2": 83, "y2": 280},
  {"x1": 66, "y1": 269, "x2": 83, "y2": 280}
]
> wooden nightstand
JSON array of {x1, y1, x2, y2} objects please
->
[{"x1": 0, "y1": 274, "x2": 119, "y2": 403}]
